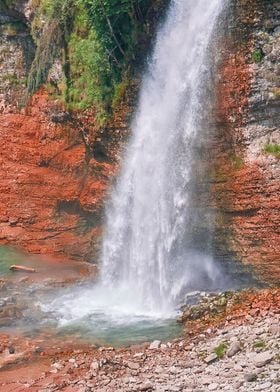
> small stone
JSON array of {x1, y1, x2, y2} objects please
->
[
  {"x1": 133, "y1": 352, "x2": 145, "y2": 358},
  {"x1": 139, "y1": 381, "x2": 154, "y2": 390},
  {"x1": 259, "y1": 382, "x2": 271, "y2": 390},
  {"x1": 252, "y1": 351, "x2": 274, "y2": 367},
  {"x1": 201, "y1": 377, "x2": 213, "y2": 385},
  {"x1": 244, "y1": 373, "x2": 257, "y2": 382},
  {"x1": 69, "y1": 358, "x2": 76, "y2": 363},
  {"x1": 127, "y1": 361, "x2": 140, "y2": 370},
  {"x1": 208, "y1": 383, "x2": 219, "y2": 391},
  {"x1": 269, "y1": 325, "x2": 280, "y2": 335},
  {"x1": 227, "y1": 341, "x2": 241, "y2": 358},
  {"x1": 51, "y1": 362, "x2": 64, "y2": 370},
  {"x1": 149, "y1": 340, "x2": 161, "y2": 350},
  {"x1": 90, "y1": 360, "x2": 100, "y2": 372},
  {"x1": 234, "y1": 380, "x2": 244, "y2": 389},
  {"x1": 233, "y1": 364, "x2": 243, "y2": 372},
  {"x1": 205, "y1": 353, "x2": 218, "y2": 364}
]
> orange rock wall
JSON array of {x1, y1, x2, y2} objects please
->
[{"x1": 211, "y1": 0, "x2": 280, "y2": 282}]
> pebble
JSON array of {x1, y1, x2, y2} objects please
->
[
  {"x1": 251, "y1": 351, "x2": 274, "y2": 367},
  {"x1": 90, "y1": 360, "x2": 100, "y2": 372},
  {"x1": 127, "y1": 361, "x2": 140, "y2": 370},
  {"x1": 149, "y1": 340, "x2": 161, "y2": 350},
  {"x1": 260, "y1": 381, "x2": 272, "y2": 389},
  {"x1": 205, "y1": 353, "x2": 218, "y2": 364},
  {"x1": 227, "y1": 341, "x2": 241, "y2": 358},
  {"x1": 244, "y1": 372, "x2": 257, "y2": 382},
  {"x1": 208, "y1": 383, "x2": 219, "y2": 391}
]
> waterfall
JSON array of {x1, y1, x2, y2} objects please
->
[
  {"x1": 100, "y1": 0, "x2": 227, "y2": 314},
  {"x1": 42, "y1": 0, "x2": 229, "y2": 328}
]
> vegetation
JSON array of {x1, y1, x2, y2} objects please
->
[
  {"x1": 252, "y1": 48, "x2": 263, "y2": 63},
  {"x1": 230, "y1": 154, "x2": 244, "y2": 169},
  {"x1": 263, "y1": 143, "x2": 280, "y2": 158},
  {"x1": 27, "y1": 0, "x2": 167, "y2": 123},
  {"x1": 213, "y1": 342, "x2": 228, "y2": 359},
  {"x1": 253, "y1": 340, "x2": 266, "y2": 349}
]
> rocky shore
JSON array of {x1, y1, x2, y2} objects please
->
[{"x1": 0, "y1": 288, "x2": 279, "y2": 392}]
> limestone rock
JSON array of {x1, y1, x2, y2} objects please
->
[
  {"x1": 251, "y1": 351, "x2": 274, "y2": 367},
  {"x1": 205, "y1": 353, "x2": 218, "y2": 364},
  {"x1": 149, "y1": 340, "x2": 161, "y2": 350},
  {"x1": 244, "y1": 372, "x2": 257, "y2": 382},
  {"x1": 227, "y1": 341, "x2": 241, "y2": 358}
]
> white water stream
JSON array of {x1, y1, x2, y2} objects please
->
[
  {"x1": 42, "y1": 0, "x2": 229, "y2": 335},
  {"x1": 100, "y1": 0, "x2": 227, "y2": 313}
]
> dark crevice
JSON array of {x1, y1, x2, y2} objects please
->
[{"x1": 56, "y1": 200, "x2": 101, "y2": 227}]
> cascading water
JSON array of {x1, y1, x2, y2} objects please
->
[
  {"x1": 100, "y1": 0, "x2": 227, "y2": 314},
  {"x1": 40, "y1": 0, "x2": 230, "y2": 341}
]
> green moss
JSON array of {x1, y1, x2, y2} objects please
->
[
  {"x1": 263, "y1": 143, "x2": 280, "y2": 158},
  {"x1": 27, "y1": 0, "x2": 168, "y2": 123},
  {"x1": 0, "y1": 73, "x2": 22, "y2": 86},
  {"x1": 112, "y1": 77, "x2": 130, "y2": 110},
  {"x1": 1, "y1": 21, "x2": 26, "y2": 36},
  {"x1": 253, "y1": 340, "x2": 266, "y2": 349},
  {"x1": 230, "y1": 154, "x2": 244, "y2": 169},
  {"x1": 252, "y1": 49, "x2": 263, "y2": 64},
  {"x1": 213, "y1": 342, "x2": 228, "y2": 359},
  {"x1": 2, "y1": 0, "x2": 15, "y2": 7}
]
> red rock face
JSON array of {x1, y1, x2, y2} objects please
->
[
  {"x1": 0, "y1": 90, "x2": 118, "y2": 262},
  {"x1": 211, "y1": 0, "x2": 280, "y2": 283}
]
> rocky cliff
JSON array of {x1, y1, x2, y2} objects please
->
[
  {"x1": 0, "y1": 0, "x2": 279, "y2": 281},
  {"x1": 211, "y1": 0, "x2": 280, "y2": 283}
]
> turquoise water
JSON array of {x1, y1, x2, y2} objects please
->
[
  {"x1": 0, "y1": 245, "x2": 262, "y2": 348},
  {"x1": 0, "y1": 247, "x2": 25, "y2": 276},
  {"x1": 0, "y1": 246, "x2": 182, "y2": 347}
]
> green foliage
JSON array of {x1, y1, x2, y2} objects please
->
[
  {"x1": 2, "y1": 0, "x2": 15, "y2": 7},
  {"x1": 230, "y1": 154, "x2": 244, "y2": 169},
  {"x1": 252, "y1": 49, "x2": 263, "y2": 63},
  {"x1": 27, "y1": 0, "x2": 75, "y2": 95},
  {"x1": 253, "y1": 340, "x2": 266, "y2": 349},
  {"x1": 263, "y1": 143, "x2": 280, "y2": 158},
  {"x1": 213, "y1": 342, "x2": 228, "y2": 359},
  {"x1": 27, "y1": 0, "x2": 166, "y2": 121}
]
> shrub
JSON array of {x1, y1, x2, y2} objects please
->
[
  {"x1": 252, "y1": 48, "x2": 263, "y2": 63},
  {"x1": 263, "y1": 143, "x2": 280, "y2": 158},
  {"x1": 213, "y1": 342, "x2": 228, "y2": 359}
]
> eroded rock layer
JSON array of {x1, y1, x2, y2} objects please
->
[{"x1": 211, "y1": 0, "x2": 280, "y2": 282}]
